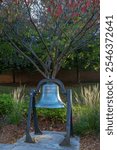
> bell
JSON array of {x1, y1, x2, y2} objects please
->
[{"x1": 36, "y1": 83, "x2": 64, "y2": 108}]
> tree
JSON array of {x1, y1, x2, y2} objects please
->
[
  {"x1": 0, "y1": 36, "x2": 33, "y2": 82},
  {"x1": 0, "y1": 0, "x2": 100, "y2": 79}
]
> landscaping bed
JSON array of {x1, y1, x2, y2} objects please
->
[
  {"x1": 0, "y1": 118, "x2": 65, "y2": 144},
  {"x1": 80, "y1": 134, "x2": 100, "y2": 150},
  {"x1": 0, "y1": 120, "x2": 99, "y2": 150},
  {"x1": 0, "y1": 84, "x2": 100, "y2": 149}
]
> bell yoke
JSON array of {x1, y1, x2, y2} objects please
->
[{"x1": 25, "y1": 78, "x2": 73, "y2": 146}]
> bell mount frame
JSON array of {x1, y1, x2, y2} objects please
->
[{"x1": 25, "y1": 78, "x2": 73, "y2": 146}]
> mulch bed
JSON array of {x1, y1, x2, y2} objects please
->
[
  {"x1": 80, "y1": 134, "x2": 100, "y2": 150},
  {"x1": 0, "y1": 118, "x2": 65, "y2": 144},
  {"x1": 0, "y1": 119, "x2": 100, "y2": 150}
]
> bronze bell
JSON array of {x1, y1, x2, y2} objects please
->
[{"x1": 36, "y1": 83, "x2": 64, "y2": 108}]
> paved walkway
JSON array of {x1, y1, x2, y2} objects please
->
[{"x1": 0, "y1": 131, "x2": 80, "y2": 150}]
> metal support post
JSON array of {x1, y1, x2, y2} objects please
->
[
  {"x1": 32, "y1": 91, "x2": 42, "y2": 135},
  {"x1": 25, "y1": 90, "x2": 42, "y2": 143},
  {"x1": 60, "y1": 89, "x2": 73, "y2": 146},
  {"x1": 25, "y1": 90, "x2": 34, "y2": 143}
]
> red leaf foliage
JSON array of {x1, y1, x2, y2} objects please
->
[
  {"x1": 55, "y1": 4, "x2": 63, "y2": 17},
  {"x1": 47, "y1": 0, "x2": 99, "y2": 18}
]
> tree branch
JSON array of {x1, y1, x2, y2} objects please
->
[
  {"x1": 7, "y1": 24, "x2": 49, "y2": 76},
  {"x1": 4, "y1": 30, "x2": 48, "y2": 78},
  {"x1": 24, "y1": 0, "x2": 53, "y2": 62}
]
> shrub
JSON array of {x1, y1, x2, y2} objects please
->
[
  {"x1": 0, "y1": 87, "x2": 28, "y2": 125},
  {"x1": 0, "y1": 94, "x2": 13, "y2": 116},
  {"x1": 37, "y1": 108, "x2": 66, "y2": 123},
  {"x1": 6, "y1": 96, "x2": 28, "y2": 125},
  {"x1": 80, "y1": 84, "x2": 100, "y2": 106},
  {"x1": 12, "y1": 85, "x2": 26, "y2": 103},
  {"x1": 5, "y1": 85, "x2": 29, "y2": 124},
  {"x1": 73, "y1": 104, "x2": 100, "y2": 135},
  {"x1": 73, "y1": 83, "x2": 100, "y2": 105},
  {"x1": 73, "y1": 84, "x2": 100, "y2": 135},
  {"x1": 7, "y1": 101, "x2": 25, "y2": 125}
]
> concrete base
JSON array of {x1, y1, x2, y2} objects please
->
[{"x1": 0, "y1": 131, "x2": 80, "y2": 150}]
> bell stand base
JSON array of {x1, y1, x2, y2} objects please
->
[{"x1": 25, "y1": 79, "x2": 73, "y2": 147}]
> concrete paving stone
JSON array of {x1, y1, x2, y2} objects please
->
[
  {"x1": 0, "y1": 131, "x2": 80, "y2": 150},
  {"x1": 0, "y1": 144, "x2": 15, "y2": 150}
]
